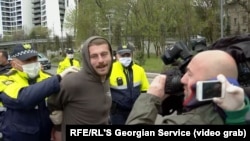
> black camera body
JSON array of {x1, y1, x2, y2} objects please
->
[
  {"x1": 190, "y1": 37, "x2": 207, "y2": 52},
  {"x1": 160, "y1": 41, "x2": 194, "y2": 116},
  {"x1": 161, "y1": 41, "x2": 192, "y2": 65},
  {"x1": 161, "y1": 41, "x2": 193, "y2": 95}
]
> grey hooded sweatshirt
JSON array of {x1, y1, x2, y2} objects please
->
[{"x1": 48, "y1": 36, "x2": 113, "y2": 140}]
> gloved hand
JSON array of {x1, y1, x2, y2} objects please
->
[
  {"x1": 49, "y1": 110, "x2": 63, "y2": 125},
  {"x1": 213, "y1": 74, "x2": 245, "y2": 111},
  {"x1": 59, "y1": 66, "x2": 79, "y2": 78}
]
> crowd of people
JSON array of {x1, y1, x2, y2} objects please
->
[{"x1": 0, "y1": 34, "x2": 249, "y2": 141}]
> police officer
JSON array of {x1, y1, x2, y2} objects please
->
[
  {"x1": 0, "y1": 44, "x2": 78, "y2": 141},
  {"x1": 109, "y1": 43, "x2": 149, "y2": 124},
  {"x1": 56, "y1": 48, "x2": 81, "y2": 74}
]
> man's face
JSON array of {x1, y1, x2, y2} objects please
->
[
  {"x1": 180, "y1": 58, "x2": 206, "y2": 100},
  {"x1": 67, "y1": 53, "x2": 74, "y2": 59},
  {"x1": 89, "y1": 44, "x2": 112, "y2": 77},
  {"x1": 11, "y1": 56, "x2": 38, "y2": 71}
]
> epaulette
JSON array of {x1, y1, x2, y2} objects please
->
[{"x1": 3, "y1": 69, "x2": 17, "y2": 76}]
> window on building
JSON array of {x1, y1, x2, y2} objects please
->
[
  {"x1": 234, "y1": 18, "x2": 237, "y2": 26},
  {"x1": 42, "y1": 16, "x2": 46, "y2": 21},
  {"x1": 242, "y1": 16, "x2": 247, "y2": 23}
]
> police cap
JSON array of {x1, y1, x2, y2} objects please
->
[{"x1": 11, "y1": 44, "x2": 38, "y2": 61}]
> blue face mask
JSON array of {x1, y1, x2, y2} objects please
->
[{"x1": 119, "y1": 57, "x2": 132, "y2": 67}]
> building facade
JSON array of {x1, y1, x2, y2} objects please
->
[
  {"x1": 0, "y1": 0, "x2": 75, "y2": 39},
  {"x1": 226, "y1": 0, "x2": 250, "y2": 35}
]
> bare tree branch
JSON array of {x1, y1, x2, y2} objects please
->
[{"x1": 95, "y1": 0, "x2": 102, "y2": 8}]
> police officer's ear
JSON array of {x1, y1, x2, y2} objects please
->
[
  {"x1": 10, "y1": 58, "x2": 21, "y2": 70},
  {"x1": 10, "y1": 59, "x2": 15, "y2": 67}
]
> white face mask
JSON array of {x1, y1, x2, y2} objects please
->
[
  {"x1": 22, "y1": 62, "x2": 41, "y2": 79},
  {"x1": 67, "y1": 54, "x2": 74, "y2": 59},
  {"x1": 119, "y1": 57, "x2": 132, "y2": 67}
]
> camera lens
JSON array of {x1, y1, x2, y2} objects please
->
[{"x1": 164, "y1": 68, "x2": 184, "y2": 95}]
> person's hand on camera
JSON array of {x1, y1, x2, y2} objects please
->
[
  {"x1": 213, "y1": 74, "x2": 245, "y2": 111},
  {"x1": 49, "y1": 110, "x2": 63, "y2": 125},
  {"x1": 59, "y1": 66, "x2": 79, "y2": 78},
  {"x1": 147, "y1": 74, "x2": 167, "y2": 99}
]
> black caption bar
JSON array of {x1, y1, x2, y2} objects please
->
[{"x1": 66, "y1": 125, "x2": 250, "y2": 140}]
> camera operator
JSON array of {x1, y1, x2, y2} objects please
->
[
  {"x1": 126, "y1": 50, "x2": 250, "y2": 125},
  {"x1": 159, "y1": 41, "x2": 193, "y2": 116}
]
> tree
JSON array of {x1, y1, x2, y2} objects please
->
[
  {"x1": 113, "y1": 22, "x2": 122, "y2": 47},
  {"x1": 53, "y1": 35, "x2": 61, "y2": 54},
  {"x1": 75, "y1": 0, "x2": 101, "y2": 47},
  {"x1": 29, "y1": 26, "x2": 51, "y2": 39},
  {"x1": 73, "y1": 0, "x2": 222, "y2": 58},
  {"x1": 12, "y1": 30, "x2": 27, "y2": 40},
  {"x1": 65, "y1": 34, "x2": 74, "y2": 49},
  {"x1": 64, "y1": 6, "x2": 77, "y2": 37},
  {"x1": 193, "y1": 0, "x2": 221, "y2": 43}
]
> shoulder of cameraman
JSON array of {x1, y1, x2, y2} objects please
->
[{"x1": 224, "y1": 97, "x2": 250, "y2": 125}]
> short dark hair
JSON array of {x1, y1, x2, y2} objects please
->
[
  {"x1": 88, "y1": 38, "x2": 109, "y2": 47},
  {"x1": 0, "y1": 50, "x2": 8, "y2": 60}
]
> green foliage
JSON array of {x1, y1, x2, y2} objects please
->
[
  {"x1": 141, "y1": 54, "x2": 165, "y2": 73},
  {"x1": 29, "y1": 26, "x2": 51, "y2": 38},
  {"x1": 12, "y1": 30, "x2": 27, "y2": 40},
  {"x1": 50, "y1": 54, "x2": 56, "y2": 59},
  {"x1": 2, "y1": 36, "x2": 13, "y2": 42},
  {"x1": 75, "y1": 0, "x2": 101, "y2": 47},
  {"x1": 70, "y1": 0, "x2": 223, "y2": 58},
  {"x1": 50, "y1": 55, "x2": 64, "y2": 64},
  {"x1": 53, "y1": 36, "x2": 61, "y2": 52},
  {"x1": 73, "y1": 52, "x2": 83, "y2": 65},
  {"x1": 134, "y1": 50, "x2": 145, "y2": 65},
  {"x1": 65, "y1": 34, "x2": 74, "y2": 48},
  {"x1": 113, "y1": 22, "x2": 122, "y2": 47},
  {"x1": 64, "y1": 7, "x2": 77, "y2": 36}
]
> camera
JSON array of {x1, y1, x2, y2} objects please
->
[
  {"x1": 190, "y1": 36, "x2": 207, "y2": 53},
  {"x1": 161, "y1": 41, "x2": 192, "y2": 65},
  {"x1": 159, "y1": 41, "x2": 193, "y2": 116},
  {"x1": 161, "y1": 41, "x2": 193, "y2": 95}
]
